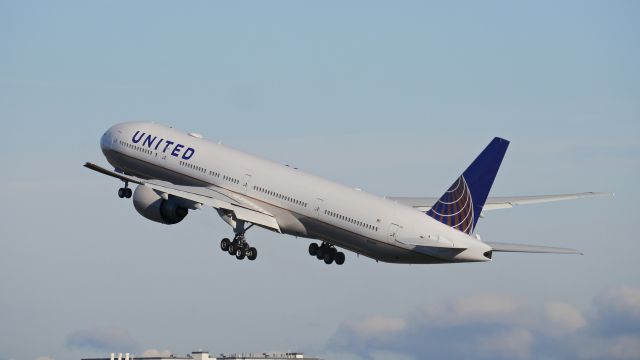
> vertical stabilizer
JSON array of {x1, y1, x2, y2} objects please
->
[{"x1": 426, "y1": 137, "x2": 509, "y2": 234}]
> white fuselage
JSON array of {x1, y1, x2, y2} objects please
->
[{"x1": 100, "y1": 122, "x2": 492, "y2": 264}]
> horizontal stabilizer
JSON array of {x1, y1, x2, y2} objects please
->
[
  {"x1": 487, "y1": 242, "x2": 582, "y2": 255},
  {"x1": 482, "y1": 192, "x2": 611, "y2": 211},
  {"x1": 390, "y1": 192, "x2": 610, "y2": 212}
]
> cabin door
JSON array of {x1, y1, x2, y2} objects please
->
[
  {"x1": 388, "y1": 223, "x2": 402, "y2": 242},
  {"x1": 314, "y1": 198, "x2": 324, "y2": 218},
  {"x1": 242, "y1": 174, "x2": 252, "y2": 194}
]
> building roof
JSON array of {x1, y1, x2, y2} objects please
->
[{"x1": 82, "y1": 351, "x2": 322, "y2": 360}]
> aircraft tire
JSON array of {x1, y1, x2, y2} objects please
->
[
  {"x1": 308, "y1": 243, "x2": 318, "y2": 256},
  {"x1": 235, "y1": 248, "x2": 246, "y2": 260},
  {"x1": 220, "y1": 238, "x2": 230, "y2": 251},
  {"x1": 247, "y1": 247, "x2": 257, "y2": 261},
  {"x1": 330, "y1": 247, "x2": 337, "y2": 257},
  {"x1": 125, "y1": 188, "x2": 132, "y2": 198},
  {"x1": 323, "y1": 252, "x2": 334, "y2": 264},
  {"x1": 118, "y1": 188, "x2": 125, "y2": 198},
  {"x1": 228, "y1": 243, "x2": 236, "y2": 255},
  {"x1": 335, "y1": 252, "x2": 345, "y2": 265}
]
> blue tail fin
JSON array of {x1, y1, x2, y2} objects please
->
[{"x1": 426, "y1": 137, "x2": 509, "y2": 234}]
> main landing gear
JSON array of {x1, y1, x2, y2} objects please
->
[
  {"x1": 219, "y1": 222, "x2": 257, "y2": 261},
  {"x1": 308, "y1": 242, "x2": 345, "y2": 265},
  {"x1": 117, "y1": 181, "x2": 132, "y2": 198}
]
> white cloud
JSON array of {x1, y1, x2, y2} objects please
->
[
  {"x1": 595, "y1": 286, "x2": 640, "y2": 320},
  {"x1": 477, "y1": 329, "x2": 533, "y2": 359},
  {"x1": 578, "y1": 335, "x2": 640, "y2": 360},
  {"x1": 419, "y1": 293, "x2": 527, "y2": 326},
  {"x1": 328, "y1": 287, "x2": 640, "y2": 360},
  {"x1": 347, "y1": 315, "x2": 406, "y2": 339},
  {"x1": 605, "y1": 336, "x2": 640, "y2": 359},
  {"x1": 544, "y1": 302, "x2": 587, "y2": 335},
  {"x1": 66, "y1": 328, "x2": 139, "y2": 353},
  {"x1": 142, "y1": 349, "x2": 173, "y2": 357},
  {"x1": 369, "y1": 350, "x2": 416, "y2": 360}
]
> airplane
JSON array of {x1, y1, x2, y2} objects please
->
[{"x1": 85, "y1": 122, "x2": 606, "y2": 265}]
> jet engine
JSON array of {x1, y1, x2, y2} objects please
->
[{"x1": 132, "y1": 185, "x2": 188, "y2": 224}]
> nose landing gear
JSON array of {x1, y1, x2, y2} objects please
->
[
  {"x1": 117, "y1": 181, "x2": 132, "y2": 198},
  {"x1": 309, "y1": 242, "x2": 345, "y2": 265}
]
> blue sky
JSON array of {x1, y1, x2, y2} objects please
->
[{"x1": 1, "y1": 1, "x2": 639, "y2": 359}]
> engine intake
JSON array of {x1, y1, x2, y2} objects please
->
[{"x1": 133, "y1": 185, "x2": 188, "y2": 224}]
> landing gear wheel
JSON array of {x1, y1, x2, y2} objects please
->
[
  {"x1": 309, "y1": 243, "x2": 319, "y2": 256},
  {"x1": 323, "y1": 251, "x2": 334, "y2": 264},
  {"x1": 220, "y1": 238, "x2": 230, "y2": 251},
  {"x1": 311, "y1": 242, "x2": 345, "y2": 265},
  {"x1": 228, "y1": 243, "x2": 236, "y2": 255},
  {"x1": 125, "y1": 188, "x2": 132, "y2": 198},
  {"x1": 247, "y1": 247, "x2": 257, "y2": 261},
  {"x1": 235, "y1": 248, "x2": 246, "y2": 260},
  {"x1": 118, "y1": 188, "x2": 125, "y2": 198}
]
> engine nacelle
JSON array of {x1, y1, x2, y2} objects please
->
[{"x1": 132, "y1": 185, "x2": 188, "y2": 224}]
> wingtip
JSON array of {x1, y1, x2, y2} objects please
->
[{"x1": 589, "y1": 192, "x2": 614, "y2": 198}]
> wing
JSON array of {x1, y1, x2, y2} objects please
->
[
  {"x1": 84, "y1": 162, "x2": 281, "y2": 232},
  {"x1": 388, "y1": 192, "x2": 610, "y2": 212},
  {"x1": 487, "y1": 242, "x2": 582, "y2": 255}
]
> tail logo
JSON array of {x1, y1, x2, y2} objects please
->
[{"x1": 426, "y1": 176, "x2": 475, "y2": 234}]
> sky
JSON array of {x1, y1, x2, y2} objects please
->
[{"x1": 1, "y1": 1, "x2": 639, "y2": 359}]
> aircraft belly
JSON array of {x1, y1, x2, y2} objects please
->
[{"x1": 302, "y1": 218, "x2": 448, "y2": 264}]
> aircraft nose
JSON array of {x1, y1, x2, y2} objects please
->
[{"x1": 100, "y1": 128, "x2": 113, "y2": 151}]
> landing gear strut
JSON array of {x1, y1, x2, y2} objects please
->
[
  {"x1": 117, "y1": 181, "x2": 132, "y2": 198},
  {"x1": 219, "y1": 221, "x2": 257, "y2": 261},
  {"x1": 308, "y1": 242, "x2": 345, "y2": 265}
]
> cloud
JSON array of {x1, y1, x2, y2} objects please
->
[
  {"x1": 347, "y1": 315, "x2": 406, "y2": 339},
  {"x1": 328, "y1": 287, "x2": 640, "y2": 360},
  {"x1": 368, "y1": 350, "x2": 416, "y2": 360},
  {"x1": 593, "y1": 286, "x2": 640, "y2": 335},
  {"x1": 142, "y1": 349, "x2": 173, "y2": 357},
  {"x1": 476, "y1": 328, "x2": 533, "y2": 359},
  {"x1": 416, "y1": 293, "x2": 529, "y2": 326},
  {"x1": 66, "y1": 328, "x2": 140, "y2": 353},
  {"x1": 544, "y1": 302, "x2": 587, "y2": 336}
]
